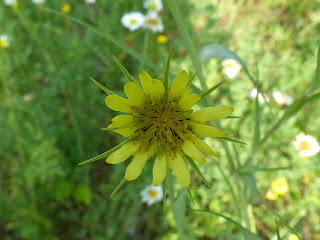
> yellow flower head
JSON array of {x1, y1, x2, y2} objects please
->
[
  {"x1": 100, "y1": 57, "x2": 234, "y2": 189},
  {"x1": 61, "y1": 4, "x2": 71, "y2": 14},
  {"x1": 272, "y1": 177, "x2": 289, "y2": 196},
  {"x1": 265, "y1": 190, "x2": 278, "y2": 201},
  {"x1": 288, "y1": 234, "x2": 299, "y2": 240},
  {"x1": 157, "y1": 34, "x2": 168, "y2": 44}
]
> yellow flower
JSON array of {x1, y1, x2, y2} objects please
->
[
  {"x1": 157, "y1": 34, "x2": 168, "y2": 44},
  {"x1": 12, "y1": 1, "x2": 19, "y2": 8},
  {"x1": 265, "y1": 190, "x2": 278, "y2": 201},
  {"x1": 101, "y1": 62, "x2": 233, "y2": 188},
  {"x1": 288, "y1": 234, "x2": 299, "y2": 240},
  {"x1": 272, "y1": 177, "x2": 289, "y2": 196},
  {"x1": 0, "y1": 35, "x2": 10, "y2": 49},
  {"x1": 61, "y1": 4, "x2": 71, "y2": 14}
]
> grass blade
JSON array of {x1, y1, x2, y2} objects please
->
[
  {"x1": 89, "y1": 77, "x2": 114, "y2": 95},
  {"x1": 187, "y1": 187, "x2": 195, "y2": 207},
  {"x1": 42, "y1": 8, "x2": 162, "y2": 72},
  {"x1": 308, "y1": 44, "x2": 320, "y2": 93},
  {"x1": 193, "y1": 209, "x2": 262, "y2": 240}
]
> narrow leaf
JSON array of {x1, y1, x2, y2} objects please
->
[
  {"x1": 110, "y1": 177, "x2": 126, "y2": 198},
  {"x1": 187, "y1": 69, "x2": 200, "y2": 86},
  {"x1": 78, "y1": 140, "x2": 129, "y2": 165},
  {"x1": 184, "y1": 155, "x2": 211, "y2": 188},
  {"x1": 42, "y1": 8, "x2": 162, "y2": 72},
  {"x1": 187, "y1": 187, "x2": 195, "y2": 207},
  {"x1": 219, "y1": 137, "x2": 247, "y2": 145},
  {"x1": 308, "y1": 44, "x2": 320, "y2": 93},
  {"x1": 89, "y1": 77, "x2": 114, "y2": 95},
  {"x1": 163, "y1": 47, "x2": 172, "y2": 91},
  {"x1": 276, "y1": 220, "x2": 281, "y2": 240},
  {"x1": 200, "y1": 80, "x2": 225, "y2": 100},
  {"x1": 112, "y1": 55, "x2": 139, "y2": 85}
]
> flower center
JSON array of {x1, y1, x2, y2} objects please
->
[
  {"x1": 130, "y1": 19, "x2": 137, "y2": 25},
  {"x1": 148, "y1": 189, "x2": 158, "y2": 198},
  {"x1": 132, "y1": 99, "x2": 191, "y2": 158},
  {"x1": 0, "y1": 39, "x2": 8, "y2": 48},
  {"x1": 147, "y1": 18, "x2": 159, "y2": 25},
  {"x1": 299, "y1": 140, "x2": 311, "y2": 150},
  {"x1": 149, "y1": 2, "x2": 157, "y2": 9}
]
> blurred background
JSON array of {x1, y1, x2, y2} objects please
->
[{"x1": 1, "y1": 0, "x2": 320, "y2": 239}]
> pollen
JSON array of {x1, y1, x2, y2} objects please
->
[{"x1": 131, "y1": 96, "x2": 190, "y2": 159}]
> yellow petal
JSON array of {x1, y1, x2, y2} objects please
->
[
  {"x1": 178, "y1": 94, "x2": 201, "y2": 111},
  {"x1": 189, "y1": 122, "x2": 226, "y2": 138},
  {"x1": 149, "y1": 79, "x2": 165, "y2": 100},
  {"x1": 189, "y1": 135, "x2": 219, "y2": 158},
  {"x1": 124, "y1": 82, "x2": 146, "y2": 106},
  {"x1": 172, "y1": 154, "x2": 190, "y2": 188},
  {"x1": 191, "y1": 105, "x2": 234, "y2": 122},
  {"x1": 125, "y1": 152, "x2": 149, "y2": 181},
  {"x1": 139, "y1": 70, "x2": 153, "y2": 96},
  {"x1": 113, "y1": 127, "x2": 137, "y2": 137},
  {"x1": 125, "y1": 142, "x2": 157, "y2": 181},
  {"x1": 170, "y1": 70, "x2": 188, "y2": 100},
  {"x1": 106, "y1": 141, "x2": 139, "y2": 164},
  {"x1": 105, "y1": 95, "x2": 133, "y2": 113},
  {"x1": 182, "y1": 139, "x2": 206, "y2": 164},
  {"x1": 111, "y1": 115, "x2": 134, "y2": 128},
  {"x1": 167, "y1": 157, "x2": 173, "y2": 170},
  {"x1": 152, "y1": 155, "x2": 167, "y2": 186}
]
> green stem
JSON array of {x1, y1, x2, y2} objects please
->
[
  {"x1": 167, "y1": 171, "x2": 186, "y2": 240},
  {"x1": 139, "y1": 30, "x2": 151, "y2": 71}
]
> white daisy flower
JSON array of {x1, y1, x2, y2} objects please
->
[
  {"x1": 293, "y1": 133, "x2": 320, "y2": 158},
  {"x1": 272, "y1": 91, "x2": 293, "y2": 106},
  {"x1": 32, "y1": 0, "x2": 45, "y2": 4},
  {"x1": 144, "y1": 11, "x2": 164, "y2": 33},
  {"x1": 121, "y1": 12, "x2": 145, "y2": 32},
  {"x1": 143, "y1": 0, "x2": 163, "y2": 12},
  {"x1": 248, "y1": 88, "x2": 269, "y2": 103},
  {"x1": 23, "y1": 94, "x2": 35, "y2": 102},
  {"x1": 4, "y1": 0, "x2": 17, "y2": 6},
  {"x1": 0, "y1": 35, "x2": 10, "y2": 49},
  {"x1": 221, "y1": 59, "x2": 242, "y2": 78},
  {"x1": 85, "y1": 0, "x2": 95, "y2": 4},
  {"x1": 140, "y1": 184, "x2": 163, "y2": 206}
]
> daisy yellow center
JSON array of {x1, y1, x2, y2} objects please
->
[
  {"x1": 132, "y1": 99, "x2": 190, "y2": 159},
  {"x1": 148, "y1": 189, "x2": 158, "y2": 198},
  {"x1": 130, "y1": 19, "x2": 137, "y2": 24},
  {"x1": 149, "y1": 2, "x2": 157, "y2": 9},
  {"x1": 147, "y1": 18, "x2": 159, "y2": 25},
  {"x1": 299, "y1": 140, "x2": 311, "y2": 150},
  {"x1": 226, "y1": 63, "x2": 236, "y2": 69},
  {"x1": 0, "y1": 39, "x2": 8, "y2": 48}
]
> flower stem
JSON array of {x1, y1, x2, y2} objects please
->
[{"x1": 166, "y1": 171, "x2": 186, "y2": 240}]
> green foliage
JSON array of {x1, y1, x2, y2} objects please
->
[{"x1": 1, "y1": 0, "x2": 320, "y2": 239}]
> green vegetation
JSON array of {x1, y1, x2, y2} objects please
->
[{"x1": 1, "y1": 0, "x2": 319, "y2": 239}]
